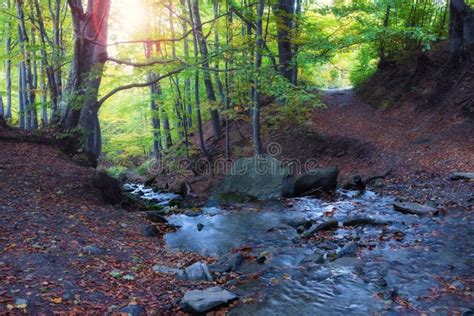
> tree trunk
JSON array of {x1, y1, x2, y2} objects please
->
[
  {"x1": 40, "y1": 60, "x2": 48, "y2": 127},
  {"x1": 49, "y1": 0, "x2": 64, "y2": 121},
  {"x1": 163, "y1": 115, "x2": 173, "y2": 149},
  {"x1": 0, "y1": 93, "x2": 4, "y2": 119},
  {"x1": 168, "y1": 2, "x2": 181, "y2": 146},
  {"x1": 190, "y1": 0, "x2": 221, "y2": 140},
  {"x1": 379, "y1": 5, "x2": 391, "y2": 67},
  {"x1": 275, "y1": 0, "x2": 295, "y2": 81},
  {"x1": 253, "y1": 0, "x2": 264, "y2": 155},
  {"x1": 246, "y1": 0, "x2": 255, "y2": 108},
  {"x1": 291, "y1": 0, "x2": 301, "y2": 85},
  {"x1": 62, "y1": 0, "x2": 111, "y2": 159},
  {"x1": 18, "y1": 63, "x2": 25, "y2": 129},
  {"x1": 30, "y1": 26, "x2": 39, "y2": 130},
  {"x1": 224, "y1": 0, "x2": 233, "y2": 159},
  {"x1": 5, "y1": 0, "x2": 13, "y2": 119},
  {"x1": 187, "y1": 0, "x2": 208, "y2": 156},
  {"x1": 180, "y1": 0, "x2": 193, "y2": 129},
  {"x1": 16, "y1": 1, "x2": 37, "y2": 130},
  {"x1": 449, "y1": 0, "x2": 474, "y2": 62},
  {"x1": 34, "y1": 0, "x2": 60, "y2": 124},
  {"x1": 149, "y1": 73, "x2": 162, "y2": 162},
  {"x1": 145, "y1": 39, "x2": 162, "y2": 161},
  {"x1": 213, "y1": 0, "x2": 226, "y2": 104}
]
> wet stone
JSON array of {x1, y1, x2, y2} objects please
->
[
  {"x1": 336, "y1": 242, "x2": 358, "y2": 259},
  {"x1": 181, "y1": 286, "x2": 238, "y2": 313},
  {"x1": 393, "y1": 202, "x2": 437, "y2": 216},
  {"x1": 209, "y1": 253, "x2": 245, "y2": 273},
  {"x1": 83, "y1": 245, "x2": 104, "y2": 256},
  {"x1": 62, "y1": 290, "x2": 73, "y2": 300},
  {"x1": 449, "y1": 280, "x2": 465, "y2": 290},
  {"x1": 284, "y1": 217, "x2": 312, "y2": 228},
  {"x1": 300, "y1": 252, "x2": 325, "y2": 265},
  {"x1": 152, "y1": 265, "x2": 186, "y2": 280},
  {"x1": 257, "y1": 254, "x2": 267, "y2": 264},
  {"x1": 184, "y1": 262, "x2": 213, "y2": 281},
  {"x1": 185, "y1": 210, "x2": 203, "y2": 217},
  {"x1": 296, "y1": 225, "x2": 306, "y2": 234},
  {"x1": 14, "y1": 298, "x2": 28, "y2": 309},
  {"x1": 318, "y1": 241, "x2": 339, "y2": 250},
  {"x1": 450, "y1": 172, "x2": 474, "y2": 181},
  {"x1": 300, "y1": 220, "x2": 338, "y2": 239},
  {"x1": 119, "y1": 304, "x2": 146, "y2": 316}
]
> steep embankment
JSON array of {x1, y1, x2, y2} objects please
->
[
  {"x1": 0, "y1": 122, "x2": 211, "y2": 314},
  {"x1": 358, "y1": 42, "x2": 473, "y2": 118},
  {"x1": 312, "y1": 89, "x2": 473, "y2": 205}
]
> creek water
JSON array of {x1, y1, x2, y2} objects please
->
[{"x1": 128, "y1": 185, "x2": 474, "y2": 314}]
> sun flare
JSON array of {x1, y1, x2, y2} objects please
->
[{"x1": 112, "y1": 0, "x2": 149, "y2": 39}]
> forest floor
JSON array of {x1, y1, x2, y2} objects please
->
[{"x1": 0, "y1": 123, "x2": 219, "y2": 314}]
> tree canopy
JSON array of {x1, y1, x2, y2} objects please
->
[{"x1": 0, "y1": 0, "x2": 468, "y2": 167}]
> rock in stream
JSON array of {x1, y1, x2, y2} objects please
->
[
  {"x1": 393, "y1": 202, "x2": 437, "y2": 216},
  {"x1": 181, "y1": 286, "x2": 238, "y2": 313}
]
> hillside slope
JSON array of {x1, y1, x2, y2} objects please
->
[
  {"x1": 0, "y1": 122, "x2": 210, "y2": 314},
  {"x1": 358, "y1": 42, "x2": 474, "y2": 118}
]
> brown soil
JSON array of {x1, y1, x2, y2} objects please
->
[
  {"x1": 313, "y1": 89, "x2": 473, "y2": 206},
  {"x1": 358, "y1": 42, "x2": 474, "y2": 118},
  {"x1": 0, "y1": 123, "x2": 218, "y2": 314}
]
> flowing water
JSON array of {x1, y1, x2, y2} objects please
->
[{"x1": 129, "y1": 185, "x2": 474, "y2": 314}]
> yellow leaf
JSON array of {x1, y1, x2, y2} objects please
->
[
  {"x1": 51, "y1": 297, "x2": 62, "y2": 304},
  {"x1": 15, "y1": 303, "x2": 27, "y2": 309}
]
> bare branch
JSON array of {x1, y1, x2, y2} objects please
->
[
  {"x1": 96, "y1": 67, "x2": 186, "y2": 107},
  {"x1": 107, "y1": 57, "x2": 181, "y2": 67}
]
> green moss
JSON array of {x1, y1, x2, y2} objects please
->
[{"x1": 107, "y1": 165, "x2": 128, "y2": 178}]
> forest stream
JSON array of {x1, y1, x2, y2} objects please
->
[
  {"x1": 128, "y1": 184, "x2": 474, "y2": 314},
  {"x1": 1, "y1": 0, "x2": 474, "y2": 313}
]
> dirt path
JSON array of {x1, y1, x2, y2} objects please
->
[{"x1": 310, "y1": 89, "x2": 473, "y2": 206}]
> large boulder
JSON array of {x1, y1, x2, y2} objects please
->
[
  {"x1": 215, "y1": 156, "x2": 294, "y2": 201},
  {"x1": 294, "y1": 167, "x2": 339, "y2": 196}
]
